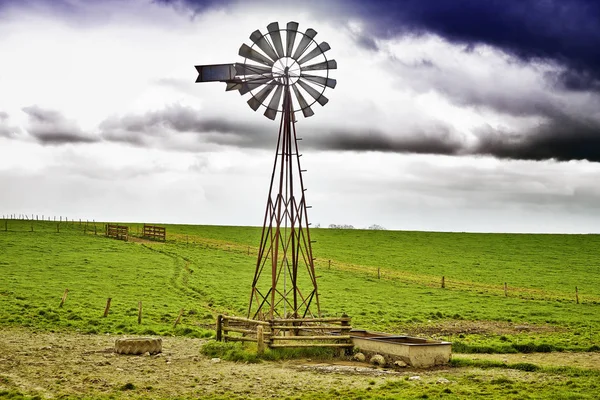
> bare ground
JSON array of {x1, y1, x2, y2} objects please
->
[
  {"x1": 0, "y1": 327, "x2": 407, "y2": 399},
  {"x1": 1, "y1": 327, "x2": 599, "y2": 399}
]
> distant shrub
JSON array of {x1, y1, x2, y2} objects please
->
[
  {"x1": 512, "y1": 363, "x2": 540, "y2": 372},
  {"x1": 176, "y1": 327, "x2": 207, "y2": 338},
  {"x1": 512, "y1": 342, "x2": 536, "y2": 353},
  {"x1": 535, "y1": 343, "x2": 555, "y2": 353},
  {"x1": 491, "y1": 377, "x2": 514, "y2": 385},
  {"x1": 120, "y1": 383, "x2": 136, "y2": 391}
]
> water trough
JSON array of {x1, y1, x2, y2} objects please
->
[{"x1": 350, "y1": 330, "x2": 451, "y2": 368}]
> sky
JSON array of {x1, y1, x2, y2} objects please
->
[{"x1": 1, "y1": 0, "x2": 600, "y2": 233}]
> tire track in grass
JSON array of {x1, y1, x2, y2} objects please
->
[
  {"x1": 138, "y1": 243, "x2": 204, "y2": 301},
  {"x1": 169, "y1": 233, "x2": 599, "y2": 304}
]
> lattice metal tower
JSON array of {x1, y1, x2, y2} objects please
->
[{"x1": 194, "y1": 21, "x2": 336, "y2": 320}]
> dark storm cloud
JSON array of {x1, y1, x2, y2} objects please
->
[
  {"x1": 164, "y1": 0, "x2": 600, "y2": 91},
  {"x1": 22, "y1": 105, "x2": 99, "y2": 144},
  {"x1": 99, "y1": 105, "x2": 272, "y2": 149},
  {"x1": 98, "y1": 104, "x2": 600, "y2": 162},
  {"x1": 97, "y1": 103, "x2": 464, "y2": 154},
  {"x1": 475, "y1": 116, "x2": 600, "y2": 162},
  {"x1": 320, "y1": 117, "x2": 600, "y2": 162},
  {"x1": 354, "y1": 0, "x2": 600, "y2": 91},
  {"x1": 309, "y1": 127, "x2": 462, "y2": 155}
]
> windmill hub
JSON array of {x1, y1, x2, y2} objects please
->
[{"x1": 272, "y1": 57, "x2": 300, "y2": 85}]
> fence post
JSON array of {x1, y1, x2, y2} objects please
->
[
  {"x1": 378, "y1": 267, "x2": 381, "y2": 279},
  {"x1": 173, "y1": 309, "x2": 184, "y2": 328},
  {"x1": 138, "y1": 301, "x2": 142, "y2": 324},
  {"x1": 103, "y1": 298, "x2": 112, "y2": 317},
  {"x1": 257, "y1": 325, "x2": 265, "y2": 355},
  {"x1": 59, "y1": 288, "x2": 69, "y2": 308},
  {"x1": 504, "y1": 282, "x2": 508, "y2": 297},
  {"x1": 56, "y1": 223, "x2": 60, "y2": 233},
  {"x1": 441, "y1": 276, "x2": 445, "y2": 289},
  {"x1": 216, "y1": 315, "x2": 223, "y2": 341},
  {"x1": 341, "y1": 313, "x2": 351, "y2": 355}
]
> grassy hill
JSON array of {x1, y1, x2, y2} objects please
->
[{"x1": 1, "y1": 219, "x2": 599, "y2": 353}]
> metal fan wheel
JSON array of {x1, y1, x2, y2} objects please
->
[{"x1": 237, "y1": 21, "x2": 337, "y2": 120}]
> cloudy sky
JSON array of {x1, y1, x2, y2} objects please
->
[{"x1": 1, "y1": 0, "x2": 600, "y2": 233}]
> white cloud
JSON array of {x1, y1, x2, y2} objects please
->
[{"x1": 2, "y1": 0, "x2": 600, "y2": 233}]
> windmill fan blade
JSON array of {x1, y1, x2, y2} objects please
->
[
  {"x1": 298, "y1": 42, "x2": 331, "y2": 65},
  {"x1": 264, "y1": 85, "x2": 284, "y2": 120},
  {"x1": 286, "y1": 22, "x2": 299, "y2": 57},
  {"x1": 301, "y1": 59, "x2": 337, "y2": 72},
  {"x1": 267, "y1": 22, "x2": 285, "y2": 58},
  {"x1": 226, "y1": 81, "x2": 244, "y2": 91},
  {"x1": 239, "y1": 44, "x2": 274, "y2": 67},
  {"x1": 297, "y1": 80, "x2": 328, "y2": 106},
  {"x1": 300, "y1": 74, "x2": 337, "y2": 89},
  {"x1": 249, "y1": 30, "x2": 279, "y2": 62},
  {"x1": 292, "y1": 28, "x2": 317, "y2": 60},
  {"x1": 248, "y1": 83, "x2": 277, "y2": 111},
  {"x1": 235, "y1": 63, "x2": 272, "y2": 77},
  {"x1": 239, "y1": 77, "x2": 273, "y2": 95},
  {"x1": 292, "y1": 84, "x2": 314, "y2": 118}
]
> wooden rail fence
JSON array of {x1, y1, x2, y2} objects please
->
[
  {"x1": 142, "y1": 224, "x2": 166, "y2": 242},
  {"x1": 105, "y1": 224, "x2": 128, "y2": 241},
  {"x1": 217, "y1": 315, "x2": 353, "y2": 354}
]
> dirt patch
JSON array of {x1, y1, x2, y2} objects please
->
[
  {"x1": 127, "y1": 236, "x2": 162, "y2": 245},
  {"x1": 0, "y1": 327, "x2": 405, "y2": 399},
  {"x1": 2, "y1": 326, "x2": 598, "y2": 399},
  {"x1": 400, "y1": 320, "x2": 567, "y2": 337}
]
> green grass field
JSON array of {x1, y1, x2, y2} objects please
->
[{"x1": 1, "y1": 218, "x2": 600, "y2": 399}]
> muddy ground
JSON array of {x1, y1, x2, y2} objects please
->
[{"x1": 1, "y1": 327, "x2": 599, "y2": 399}]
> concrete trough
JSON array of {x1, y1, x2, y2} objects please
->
[{"x1": 350, "y1": 330, "x2": 451, "y2": 368}]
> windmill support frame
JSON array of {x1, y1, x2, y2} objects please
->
[{"x1": 248, "y1": 78, "x2": 320, "y2": 320}]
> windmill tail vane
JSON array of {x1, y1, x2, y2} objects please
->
[{"x1": 194, "y1": 21, "x2": 336, "y2": 320}]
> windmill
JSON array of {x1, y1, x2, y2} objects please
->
[{"x1": 195, "y1": 21, "x2": 336, "y2": 321}]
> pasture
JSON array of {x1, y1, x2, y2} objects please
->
[{"x1": 1, "y1": 219, "x2": 600, "y2": 399}]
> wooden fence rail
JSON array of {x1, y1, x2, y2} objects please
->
[{"x1": 217, "y1": 314, "x2": 353, "y2": 353}]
